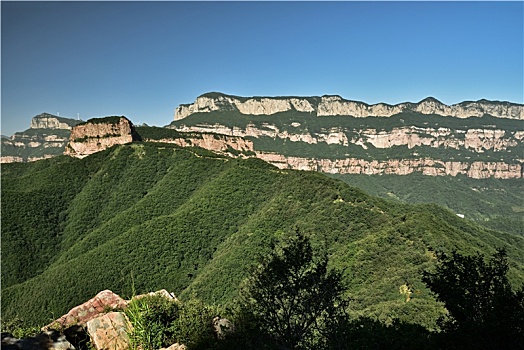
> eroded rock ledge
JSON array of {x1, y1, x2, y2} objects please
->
[
  {"x1": 175, "y1": 93, "x2": 524, "y2": 120},
  {"x1": 64, "y1": 117, "x2": 140, "y2": 158}
]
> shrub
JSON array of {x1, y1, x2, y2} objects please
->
[{"x1": 125, "y1": 294, "x2": 180, "y2": 350}]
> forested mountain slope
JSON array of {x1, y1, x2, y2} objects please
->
[
  {"x1": 2, "y1": 142, "x2": 524, "y2": 329},
  {"x1": 168, "y1": 93, "x2": 524, "y2": 235}
]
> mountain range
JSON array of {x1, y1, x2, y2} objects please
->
[
  {"x1": 3, "y1": 142, "x2": 524, "y2": 330},
  {"x1": 2, "y1": 93, "x2": 523, "y2": 236},
  {"x1": 2, "y1": 93, "x2": 523, "y2": 329}
]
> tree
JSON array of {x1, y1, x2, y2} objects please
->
[
  {"x1": 422, "y1": 249, "x2": 524, "y2": 349},
  {"x1": 241, "y1": 231, "x2": 347, "y2": 350}
]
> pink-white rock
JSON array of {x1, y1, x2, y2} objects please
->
[
  {"x1": 43, "y1": 290, "x2": 128, "y2": 331},
  {"x1": 86, "y1": 312, "x2": 131, "y2": 350}
]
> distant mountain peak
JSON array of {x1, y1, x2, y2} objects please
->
[
  {"x1": 419, "y1": 97, "x2": 443, "y2": 104},
  {"x1": 30, "y1": 113, "x2": 83, "y2": 130}
]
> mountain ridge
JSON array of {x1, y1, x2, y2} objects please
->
[
  {"x1": 174, "y1": 92, "x2": 524, "y2": 120},
  {"x1": 2, "y1": 142, "x2": 524, "y2": 328},
  {"x1": 1, "y1": 113, "x2": 83, "y2": 163}
]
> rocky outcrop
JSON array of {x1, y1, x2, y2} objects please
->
[
  {"x1": 316, "y1": 96, "x2": 524, "y2": 119},
  {"x1": 256, "y1": 152, "x2": 523, "y2": 179},
  {"x1": 132, "y1": 289, "x2": 178, "y2": 302},
  {"x1": 30, "y1": 114, "x2": 81, "y2": 130},
  {"x1": 12, "y1": 290, "x2": 217, "y2": 350},
  {"x1": 172, "y1": 123, "x2": 521, "y2": 153},
  {"x1": 359, "y1": 126, "x2": 521, "y2": 152},
  {"x1": 1, "y1": 155, "x2": 24, "y2": 163},
  {"x1": 173, "y1": 124, "x2": 350, "y2": 146},
  {"x1": 1, "y1": 114, "x2": 82, "y2": 163},
  {"x1": 86, "y1": 312, "x2": 131, "y2": 350},
  {"x1": 174, "y1": 93, "x2": 524, "y2": 120},
  {"x1": 144, "y1": 133, "x2": 255, "y2": 157},
  {"x1": 43, "y1": 290, "x2": 128, "y2": 331},
  {"x1": 175, "y1": 94, "x2": 316, "y2": 120},
  {"x1": 169, "y1": 94, "x2": 523, "y2": 179},
  {"x1": 65, "y1": 117, "x2": 140, "y2": 158}
]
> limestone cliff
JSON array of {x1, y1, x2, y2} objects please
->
[
  {"x1": 174, "y1": 93, "x2": 524, "y2": 120},
  {"x1": 256, "y1": 152, "x2": 523, "y2": 179},
  {"x1": 65, "y1": 116, "x2": 140, "y2": 158},
  {"x1": 172, "y1": 123, "x2": 521, "y2": 153},
  {"x1": 1, "y1": 113, "x2": 83, "y2": 163},
  {"x1": 142, "y1": 133, "x2": 254, "y2": 157},
  {"x1": 169, "y1": 93, "x2": 523, "y2": 179},
  {"x1": 30, "y1": 113, "x2": 81, "y2": 130}
]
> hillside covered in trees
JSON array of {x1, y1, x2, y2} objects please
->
[{"x1": 2, "y1": 142, "x2": 524, "y2": 341}]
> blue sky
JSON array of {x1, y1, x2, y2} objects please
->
[{"x1": 2, "y1": 1, "x2": 523, "y2": 136}]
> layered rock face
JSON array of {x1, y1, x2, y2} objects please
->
[
  {"x1": 65, "y1": 117, "x2": 140, "y2": 158},
  {"x1": 143, "y1": 133, "x2": 254, "y2": 157},
  {"x1": 30, "y1": 113, "x2": 80, "y2": 130},
  {"x1": 170, "y1": 93, "x2": 523, "y2": 179},
  {"x1": 175, "y1": 94, "x2": 316, "y2": 120},
  {"x1": 174, "y1": 93, "x2": 524, "y2": 120},
  {"x1": 1, "y1": 114, "x2": 82, "y2": 163},
  {"x1": 173, "y1": 123, "x2": 522, "y2": 153},
  {"x1": 256, "y1": 152, "x2": 523, "y2": 179}
]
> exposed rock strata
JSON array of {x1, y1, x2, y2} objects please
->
[
  {"x1": 172, "y1": 123, "x2": 521, "y2": 153},
  {"x1": 256, "y1": 152, "x2": 522, "y2": 179},
  {"x1": 170, "y1": 94, "x2": 523, "y2": 180},
  {"x1": 1, "y1": 155, "x2": 24, "y2": 163},
  {"x1": 173, "y1": 124, "x2": 350, "y2": 146},
  {"x1": 175, "y1": 93, "x2": 524, "y2": 120},
  {"x1": 30, "y1": 113, "x2": 80, "y2": 130},
  {"x1": 65, "y1": 117, "x2": 140, "y2": 158},
  {"x1": 143, "y1": 133, "x2": 254, "y2": 156},
  {"x1": 1, "y1": 114, "x2": 81, "y2": 163},
  {"x1": 149, "y1": 130, "x2": 522, "y2": 179}
]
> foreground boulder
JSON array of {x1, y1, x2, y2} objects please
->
[
  {"x1": 43, "y1": 290, "x2": 128, "y2": 331},
  {"x1": 86, "y1": 312, "x2": 131, "y2": 350}
]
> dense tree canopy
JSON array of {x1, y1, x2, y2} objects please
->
[
  {"x1": 423, "y1": 249, "x2": 524, "y2": 349},
  {"x1": 241, "y1": 232, "x2": 347, "y2": 350}
]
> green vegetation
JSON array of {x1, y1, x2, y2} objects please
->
[
  {"x1": 170, "y1": 110, "x2": 523, "y2": 164},
  {"x1": 77, "y1": 116, "x2": 126, "y2": 126},
  {"x1": 330, "y1": 174, "x2": 524, "y2": 236},
  {"x1": 2, "y1": 142, "x2": 524, "y2": 336},
  {"x1": 171, "y1": 110, "x2": 522, "y2": 135},
  {"x1": 0, "y1": 318, "x2": 42, "y2": 339},
  {"x1": 423, "y1": 249, "x2": 524, "y2": 349},
  {"x1": 125, "y1": 294, "x2": 219, "y2": 350},
  {"x1": 0, "y1": 128, "x2": 71, "y2": 161},
  {"x1": 135, "y1": 126, "x2": 183, "y2": 140},
  {"x1": 240, "y1": 231, "x2": 347, "y2": 349},
  {"x1": 124, "y1": 235, "x2": 523, "y2": 349}
]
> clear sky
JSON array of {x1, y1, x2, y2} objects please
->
[{"x1": 2, "y1": 1, "x2": 523, "y2": 136}]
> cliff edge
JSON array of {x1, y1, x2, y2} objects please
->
[
  {"x1": 174, "y1": 93, "x2": 524, "y2": 120},
  {"x1": 65, "y1": 116, "x2": 141, "y2": 158}
]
